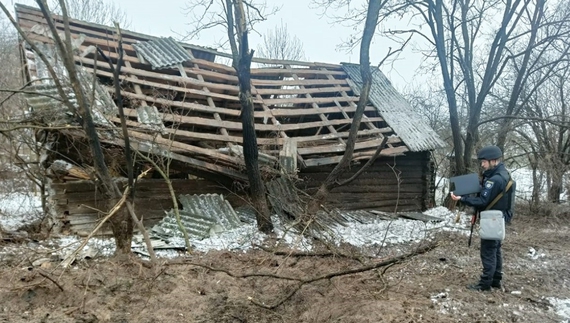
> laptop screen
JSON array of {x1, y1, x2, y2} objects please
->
[{"x1": 449, "y1": 173, "x2": 481, "y2": 196}]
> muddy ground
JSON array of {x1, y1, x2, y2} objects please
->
[{"x1": 0, "y1": 214, "x2": 568, "y2": 323}]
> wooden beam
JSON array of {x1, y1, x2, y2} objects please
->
[
  {"x1": 117, "y1": 101, "x2": 384, "y2": 132},
  {"x1": 303, "y1": 146, "x2": 409, "y2": 167},
  {"x1": 186, "y1": 61, "x2": 235, "y2": 152},
  {"x1": 285, "y1": 64, "x2": 344, "y2": 146},
  {"x1": 297, "y1": 137, "x2": 403, "y2": 155},
  {"x1": 110, "y1": 117, "x2": 392, "y2": 145}
]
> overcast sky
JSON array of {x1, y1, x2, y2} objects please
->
[{"x1": 6, "y1": 0, "x2": 430, "y2": 89}]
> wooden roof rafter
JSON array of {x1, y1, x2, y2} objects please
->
[
  {"x1": 318, "y1": 67, "x2": 397, "y2": 151},
  {"x1": 283, "y1": 64, "x2": 345, "y2": 147}
]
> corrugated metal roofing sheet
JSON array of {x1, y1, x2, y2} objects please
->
[
  {"x1": 136, "y1": 106, "x2": 162, "y2": 125},
  {"x1": 133, "y1": 37, "x2": 192, "y2": 69},
  {"x1": 23, "y1": 43, "x2": 117, "y2": 127},
  {"x1": 24, "y1": 84, "x2": 75, "y2": 125},
  {"x1": 342, "y1": 63, "x2": 446, "y2": 152},
  {"x1": 150, "y1": 194, "x2": 242, "y2": 240}
]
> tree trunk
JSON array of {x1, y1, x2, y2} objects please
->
[
  {"x1": 430, "y1": 0, "x2": 465, "y2": 175},
  {"x1": 108, "y1": 201, "x2": 134, "y2": 254},
  {"x1": 34, "y1": 0, "x2": 133, "y2": 254},
  {"x1": 307, "y1": 0, "x2": 381, "y2": 214},
  {"x1": 547, "y1": 165, "x2": 564, "y2": 203},
  {"x1": 233, "y1": 1, "x2": 273, "y2": 233}
]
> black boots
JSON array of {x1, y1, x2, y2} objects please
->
[
  {"x1": 467, "y1": 283, "x2": 491, "y2": 291},
  {"x1": 467, "y1": 281, "x2": 502, "y2": 291}
]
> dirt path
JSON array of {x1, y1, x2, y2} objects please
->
[{"x1": 0, "y1": 216, "x2": 568, "y2": 323}]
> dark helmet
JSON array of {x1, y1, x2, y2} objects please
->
[{"x1": 477, "y1": 145, "x2": 502, "y2": 160}]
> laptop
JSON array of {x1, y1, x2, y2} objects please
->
[{"x1": 449, "y1": 173, "x2": 481, "y2": 196}]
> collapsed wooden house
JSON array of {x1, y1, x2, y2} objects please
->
[{"x1": 14, "y1": 4, "x2": 445, "y2": 235}]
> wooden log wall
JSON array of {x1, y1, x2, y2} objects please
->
[
  {"x1": 49, "y1": 178, "x2": 245, "y2": 236},
  {"x1": 48, "y1": 152, "x2": 434, "y2": 235},
  {"x1": 298, "y1": 151, "x2": 435, "y2": 212}
]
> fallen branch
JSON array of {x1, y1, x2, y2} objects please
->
[
  {"x1": 38, "y1": 271, "x2": 64, "y2": 292},
  {"x1": 253, "y1": 244, "x2": 372, "y2": 262},
  {"x1": 252, "y1": 242, "x2": 437, "y2": 309},
  {"x1": 168, "y1": 242, "x2": 437, "y2": 309}
]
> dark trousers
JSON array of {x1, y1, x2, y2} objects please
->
[{"x1": 479, "y1": 239, "x2": 503, "y2": 286}]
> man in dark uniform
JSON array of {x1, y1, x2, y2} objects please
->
[{"x1": 450, "y1": 145, "x2": 510, "y2": 291}]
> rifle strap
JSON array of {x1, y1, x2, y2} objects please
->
[{"x1": 484, "y1": 179, "x2": 514, "y2": 211}]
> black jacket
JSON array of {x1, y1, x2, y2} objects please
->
[{"x1": 461, "y1": 163, "x2": 510, "y2": 212}]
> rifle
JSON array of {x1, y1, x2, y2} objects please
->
[{"x1": 468, "y1": 212, "x2": 478, "y2": 247}]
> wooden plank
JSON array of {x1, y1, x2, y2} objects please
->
[
  {"x1": 19, "y1": 27, "x2": 143, "y2": 66},
  {"x1": 77, "y1": 53, "x2": 348, "y2": 89},
  {"x1": 285, "y1": 65, "x2": 344, "y2": 146},
  {"x1": 17, "y1": 18, "x2": 138, "y2": 52},
  {"x1": 85, "y1": 135, "x2": 249, "y2": 181},
  {"x1": 16, "y1": 8, "x2": 153, "y2": 45},
  {"x1": 254, "y1": 86, "x2": 353, "y2": 96},
  {"x1": 298, "y1": 171, "x2": 424, "y2": 184},
  {"x1": 112, "y1": 91, "x2": 244, "y2": 118},
  {"x1": 260, "y1": 95, "x2": 359, "y2": 106},
  {"x1": 118, "y1": 105, "x2": 384, "y2": 132},
  {"x1": 183, "y1": 66, "x2": 239, "y2": 83},
  {"x1": 125, "y1": 130, "x2": 241, "y2": 164},
  {"x1": 76, "y1": 56, "x2": 240, "y2": 92},
  {"x1": 82, "y1": 65, "x2": 241, "y2": 102},
  {"x1": 293, "y1": 127, "x2": 392, "y2": 143},
  {"x1": 251, "y1": 78, "x2": 349, "y2": 87},
  {"x1": 186, "y1": 61, "x2": 235, "y2": 154},
  {"x1": 256, "y1": 105, "x2": 378, "y2": 117},
  {"x1": 250, "y1": 68, "x2": 346, "y2": 77},
  {"x1": 89, "y1": 66, "x2": 369, "y2": 117},
  {"x1": 315, "y1": 185, "x2": 424, "y2": 194},
  {"x1": 297, "y1": 137, "x2": 402, "y2": 155},
  {"x1": 322, "y1": 67, "x2": 380, "y2": 132},
  {"x1": 303, "y1": 146, "x2": 409, "y2": 167},
  {"x1": 111, "y1": 118, "x2": 391, "y2": 146},
  {"x1": 129, "y1": 140, "x2": 248, "y2": 181},
  {"x1": 249, "y1": 84, "x2": 290, "y2": 142}
]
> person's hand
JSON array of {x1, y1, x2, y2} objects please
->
[{"x1": 450, "y1": 192, "x2": 461, "y2": 201}]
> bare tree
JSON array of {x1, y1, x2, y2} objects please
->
[
  {"x1": 316, "y1": 0, "x2": 570, "y2": 174},
  {"x1": 0, "y1": 0, "x2": 134, "y2": 256},
  {"x1": 182, "y1": 0, "x2": 278, "y2": 49},
  {"x1": 257, "y1": 21, "x2": 305, "y2": 61},
  {"x1": 492, "y1": 0, "x2": 570, "y2": 153},
  {"x1": 307, "y1": 0, "x2": 386, "y2": 214},
  {"x1": 0, "y1": 16, "x2": 48, "y2": 215},
  {"x1": 184, "y1": 0, "x2": 277, "y2": 233},
  {"x1": 49, "y1": 0, "x2": 130, "y2": 27},
  {"x1": 524, "y1": 71, "x2": 570, "y2": 203}
]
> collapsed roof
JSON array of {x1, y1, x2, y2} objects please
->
[{"x1": 15, "y1": 4, "x2": 445, "y2": 181}]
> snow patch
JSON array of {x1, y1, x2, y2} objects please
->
[
  {"x1": 548, "y1": 298, "x2": 570, "y2": 323},
  {"x1": 0, "y1": 192, "x2": 43, "y2": 231}
]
